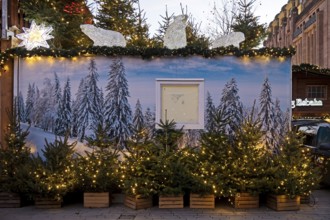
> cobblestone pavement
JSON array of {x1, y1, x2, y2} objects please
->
[{"x1": 1, "y1": 189, "x2": 330, "y2": 220}]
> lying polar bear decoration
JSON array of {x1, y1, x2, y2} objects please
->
[
  {"x1": 211, "y1": 32, "x2": 245, "y2": 48},
  {"x1": 164, "y1": 15, "x2": 188, "y2": 49},
  {"x1": 80, "y1": 24, "x2": 126, "y2": 47}
]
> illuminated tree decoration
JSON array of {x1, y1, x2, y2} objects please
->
[{"x1": 16, "y1": 20, "x2": 54, "y2": 51}]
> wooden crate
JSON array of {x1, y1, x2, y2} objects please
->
[
  {"x1": 190, "y1": 194, "x2": 215, "y2": 208},
  {"x1": 267, "y1": 194, "x2": 300, "y2": 211},
  {"x1": 35, "y1": 197, "x2": 62, "y2": 209},
  {"x1": 124, "y1": 195, "x2": 153, "y2": 210},
  {"x1": 159, "y1": 195, "x2": 184, "y2": 208},
  {"x1": 84, "y1": 192, "x2": 110, "y2": 208},
  {"x1": 231, "y1": 193, "x2": 259, "y2": 209},
  {"x1": 0, "y1": 192, "x2": 21, "y2": 208}
]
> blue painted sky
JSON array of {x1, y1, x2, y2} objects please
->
[{"x1": 15, "y1": 56, "x2": 291, "y2": 112}]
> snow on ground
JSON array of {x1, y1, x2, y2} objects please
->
[{"x1": 21, "y1": 123, "x2": 92, "y2": 159}]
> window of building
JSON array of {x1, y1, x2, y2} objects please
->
[
  {"x1": 155, "y1": 78, "x2": 204, "y2": 129},
  {"x1": 306, "y1": 85, "x2": 327, "y2": 99}
]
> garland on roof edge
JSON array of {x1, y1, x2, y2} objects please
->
[
  {"x1": 292, "y1": 63, "x2": 330, "y2": 75},
  {"x1": 0, "y1": 45, "x2": 295, "y2": 66}
]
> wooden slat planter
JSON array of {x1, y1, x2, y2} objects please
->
[
  {"x1": 300, "y1": 195, "x2": 310, "y2": 204},
  {"x1": 0, "y1": 192, "x2": 21, "y2": 208},
  {"x1": 84, "y1": 192, "x2": 110, "y2": 208},
  {"x1": 124, "y1": 195, "x2": 153, "y2": 210},
  {"x1": 159, "y1": 195, "x2": 184, "y2": 208},
  {"x1": 266, "y1": 194, "x2": 300, "y2": 211},
  {"x1": 35, "y1": 197, "x2": 62, "y2": 209},
  {"x1": 231, "y1": 192, "x2": 259, "y2": 209},
  {"x1": 190, "y1": 194, "x2": 215, "y2": 208}
]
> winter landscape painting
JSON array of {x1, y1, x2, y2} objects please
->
[{"x1": 13, "y1": 55, "x2": 291, "y2": 155}]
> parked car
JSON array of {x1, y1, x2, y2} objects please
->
[{"x1": 292, "y1": 119, "x2": 330, "y2": 185}]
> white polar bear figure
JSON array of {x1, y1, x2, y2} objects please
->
[
  {"x1": 80, "y1": 24, "x2": 126, "y2": 47},
  {"x1": 211, "y1": 32, "x2": 245, "y2": 48},
  {"x1": 164, "y1": 15, "x2": 188, "y2": 49}
]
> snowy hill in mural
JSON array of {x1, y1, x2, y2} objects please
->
[
  {"x1": 21, "y1": 123, "x2": 92, "y2": 159},
  {"x1": 14, "y1": 56, "x2": 291, "y2": 153}
]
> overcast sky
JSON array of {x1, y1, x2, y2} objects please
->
[
  {"x1": 139, "y1": 0, "x2": 288, "y2": 35},
  {"x1": 88, "y1": 0, "x2": 288, "y2": 36}
]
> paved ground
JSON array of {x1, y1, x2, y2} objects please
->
[{"x1": 1, "y1": 189, "x2": 330, "y2": 220}]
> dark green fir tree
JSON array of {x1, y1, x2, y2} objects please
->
[
  {"x1": 31, "y1": 135, "x2": 76, "y2": 201},
  {"x1": 231, "y1": 0, "x2": 267, "y2": 49},
  {"x1": 270, "y1": 131, "x2": 321, "y2": 197},
  {"x1": 0, "y1": 111, "x2": 31, "y2": 195},
  {"x1": 20, "y1": 0, "x2": 93, "y2": 48},
  {"x1": 197, "y1": 109, "x2": 233, "y2": 197},
  {"x1": 76, "y1": 123, "x2": 120, "y2": 193},
  {"x1": 229, "y1": 103, "x2": 271, "y2": 195}
]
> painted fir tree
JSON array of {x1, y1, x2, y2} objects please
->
[
  {"x1": 205, "y1": 91, "x2": 216, "y2": 132},
  {"x1": 14, "y1": 91, "x2": 25, "y2": 123},
  {"x1": 218, "y1": 78, "x2": 243, "y2": 138},
  {"x1": 144, "y1": 107, "x2": 155, "y2": 139},
  {"x1": 259, "y1": 77, "x2": 276, "y2": 153},
  {"x1": 73, "y1": 79, "x2": 87, "y2": 140},
  {"x1": 133, "y1": 99, "x2": 144, "y2": 132},
  {"x1": 25, "y1": 83, "x2": 36, "y2": 124},
  {"x1": 104, "y1": 57, "x2": 133, "y2": 149},
  {"x1": 55, "y1": 78, "x2": 72, "y2": 136},
  {"x1": 75, "y1": 59, "x2": 103, "y2": 140}
]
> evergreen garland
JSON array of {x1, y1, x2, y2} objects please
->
[{"x1": 0, "y1": 46, "x2": 295, "y2": 70}]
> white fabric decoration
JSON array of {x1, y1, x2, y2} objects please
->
[
  {"x1": 80, "y1": 24, "x2": 126, "y2": 47},
  {"x1": 16, "y1": 20, "x2": 54, "y2": 50},
  {"x1": 164, "y1": 15, "x2": 188, "y2": 49},
  {"x1": 211, "y1": 32, "x2": 245, "y2": 48}
]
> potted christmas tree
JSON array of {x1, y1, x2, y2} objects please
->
[
  {"x1": 121, "y1": 127, "x2": 157, "y2": 210},
  {"x1": 266, "y1": 131, "x2": 321, "y2": 211},
  {"x1": 228, "y1": 109, "x2": 271, "y2": 209},
  {"x1": 152, "y1": 120, "x2": 193, "y2": 208},
  {"x1": 0, "y1": 112, "x2": 31, "y2": 208},
  {"x1": 76, "y1": 124, "x2": 120, "y2": 208},
  {"x1": 31, "y1": 135, "x2": 76, "y2": 208},
  {"x1": 195, "y1": 108, "x2": 234, "y2": 208}
]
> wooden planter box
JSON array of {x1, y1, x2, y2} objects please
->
[
  {"x1": 84, "y1": 192, "x2": 110, "y2": 208},
  {"x1": 190, "y1": 194, "x2": 215, "y2": 208},
  {"x1": 0, "y1": 192, "x2": 21, "y2": 208},
  {"x1": 159, "y1": 195, "x2": 184, "y2": 208},
  {"x1": 267, "y1": 194, "x2": 300, "y2": 211},
  {"x1": 35, "y1": 196, "x2": 62, "y2": 209},
  {"x1": 124, "y1": 195, "x2": 153, "y2": 210},
  {"x1": 231, "y1": 192, "x2": 259, "y2": 209}
]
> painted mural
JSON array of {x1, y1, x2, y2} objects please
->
[{"x1": 14, "y1": 56, "x2": 291, "y2": 155}]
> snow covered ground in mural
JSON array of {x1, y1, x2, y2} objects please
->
[{"x1": 21, "y1": 123, "x2": 92, "y2": 159}]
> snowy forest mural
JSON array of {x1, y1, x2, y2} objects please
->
[{"x1": 14, "y1": 56, "x2": 291, "y2": 154}]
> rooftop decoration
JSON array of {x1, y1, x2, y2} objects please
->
[
  {"x1": 16, "y1": 20, "x2": 53, "y2": 51},
  {"x1": 0, "y1": 46, "x2": 295, "y2": 70},
  {"x1": 293, "y1": 63, "x2": 330, "y2": 75}
]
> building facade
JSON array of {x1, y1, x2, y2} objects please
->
[
  {"x1": 292, "y1": 69, "x2": 330, "y2": 118},
  {"x1": 264, "y1": 0, "x2": 330, "y2": 69},
  {"x1": 0, "y1": 0, "x2": 23, "y2": 145}
]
